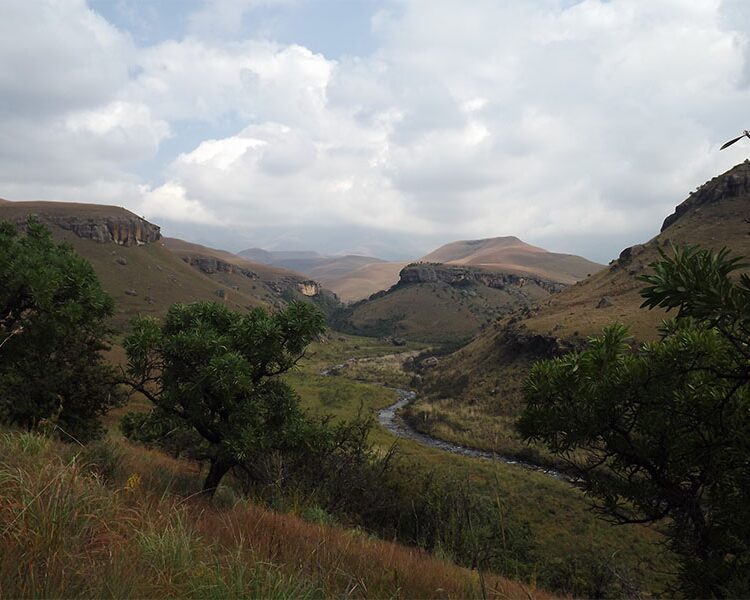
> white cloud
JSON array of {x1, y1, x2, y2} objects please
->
[
  {"x1": 2, "y1": 0, "x2": 750, "y2": 260},
  {"x1": 138, "y1": 181, "x2": 223, "y2": 225}
]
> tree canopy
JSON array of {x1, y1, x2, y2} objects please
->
[
  {"x1": 0, "y1": 218, "x2": 122, "y2": 441},
  {"x1": 518, "y1": 245, "x2": 750, "y2": 598},
  {"x1": 124, "y1": 300, "x2": 326, "y2": 496}
]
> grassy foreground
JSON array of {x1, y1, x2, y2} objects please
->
[{"x1": 0, "y1": 429, "x2": 554, "y2": 599}]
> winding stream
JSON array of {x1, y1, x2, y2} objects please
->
[{"x1": 321, "y1": 361, "x2": 573, "y2": 483}]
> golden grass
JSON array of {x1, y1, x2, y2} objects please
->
[{"x1": 0, "y1": 430, "x2": 556, "y2": 599}]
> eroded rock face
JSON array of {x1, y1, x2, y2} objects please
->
[
  {"x1": 494, "y1": 325, "x2": 585, "y2": 361},
  {"x1": 179, "y1": 256, "x2": 258, "y2": 279},
  {"x1": 661, "y1": 160, "x2": 750, "y2": 231},
  {"x1": 14, "y1": 214, "x2": 161, "y2": 246},
  {"x1": 297, "y1": 281, "x2": 320, "y2": 297},
  {"x1": 397, "y1": 263, "x2": 566, "y2": 294}
]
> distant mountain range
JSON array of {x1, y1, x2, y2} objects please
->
[
  {"x1": 238, "y1": 248, "x2": 403, "y2": 302},
  {"x1": 420, "y1": 236, "x2": 602, "y2": 284},
  {"x1": 240, "y1": 236, "x2": 602, "y2": 304},
  {"x1": 326, "y1": 238, "x2": 603, "y2": 342},
  {"x1": 0, "y1": 198, "x2": 603, "y2": 342},
  {"x1": 0, "y1": 200, "x2": 336, "y2": 330}
]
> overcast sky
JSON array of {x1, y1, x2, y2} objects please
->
[{"x1": 2, "y1": 0, "x2": 750, "y2": 261}]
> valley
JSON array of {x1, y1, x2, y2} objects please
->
[
  {"x1": 408, "y1": 161, "x2": 750, "y2": 460},
  {"x1": 4, "y1": 4, "x2": 748, "y2": 597},
  {"x1": 1, "y1": 162, "x2": 747, "y2": 597},
  {"x1": 283, "y1": 335, "x2": 675, "y2": 595}
]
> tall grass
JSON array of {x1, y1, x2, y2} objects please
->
[{"x1": 0, "y1": 429, "x2": 554, "y2": 599}]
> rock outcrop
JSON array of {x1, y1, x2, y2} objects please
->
[
  {"x1": 180, "y1": 256, "x2": 258, "y2": 279},
  {"x1": 13, "y1": 213, "x2": 161, "y2": 246},
  {"x1": 661, "y1": 160, "x2": 750, "y2": 232},
  {"x1": 297, "y1": 281, "x2": 320, "y2": 297},
  {"x1": 397, "y1": 263, "x2": 566, "y2": 294}
]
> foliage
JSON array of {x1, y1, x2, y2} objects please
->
[
  {"x1": 0, "y1": 218, "x2": 122, "y2": 441},
  {"x1": 0, "y1": 429, "x2": 549, "y2": 600},
  {"x1": 229, "y1": 408, "x2": 538, "y2": 583},
  {"x1": 123, "y1": 300, "x2": 326, "y2": 496},
  {"x1": 519, "y1": 245, "x2": 750, "y2": 597}
]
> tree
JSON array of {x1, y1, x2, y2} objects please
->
[
  {"x1": 123, "y1": 300, "x2": 326, "y2": 496},
  {"x1": 0, "y1": 218, "x2": 122, "y2": 441},
  {"x1": 518, "y1": 246, "x2": 750, "y2": 597}
]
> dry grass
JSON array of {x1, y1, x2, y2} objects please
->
[{"x1": 0, "y1": 430, "x2": 556, "y2": 599}]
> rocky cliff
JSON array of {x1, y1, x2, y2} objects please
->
[
  {"x1": 180, "y1": 256, "x2": 258, "y2": 279},
  {"x1": 397, "y1": 263, "x2": 566, "y2": 294},
  {"x1": 297, "y1": 281, "x2": 321, "y2": 297},
  {"x1": 661, "y1": 159, "x2": 750, "y2": 231},
  {"x1": 5, "y1": 207, "x2": 161, "y2": 246}
]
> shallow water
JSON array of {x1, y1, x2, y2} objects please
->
[{"x1": 377, "y1": 388, "x2": 573, "y2": 482}]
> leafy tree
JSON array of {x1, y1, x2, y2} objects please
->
[
  {"x1": 0, "y1": 218, "x2": 122, "y2": 441},
  {"x1": 518, "y1": 246, "x2": 750, "y2": 597},
  {"x1": 123, "y1": 300, "x2": 326, "y2": 496}
]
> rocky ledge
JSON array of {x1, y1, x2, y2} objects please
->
[
  {"x1": 15, "y1": 214, "x2": 161, "y2": 246},
  {"x1": 661, "y1": 160, "x2": 750, "y2": 232},
  {"x1": 180, "y1": 256, "x2": 258, "y2": 279},
  {"x1": 397, "y1": 263, "x2": 566, "y2": 294}
]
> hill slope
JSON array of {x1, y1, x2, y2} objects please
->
[
  {"x1": 322, "y1": 260, "x2": 407, "y2": 302},
  {"x1": 336, "y1": 237, "x2": 601, "y2": 343},
  {"x1": 0, "y1": 200, "x2": 336, "y2": 329},
  {"x1": 239, "y1": 248, "x2": 402, "y2": 302},
  {"x1": 412, "y1": 160, "x2": 750, "y2": 456},
  {"x1": 421, "y1": 236, "x2": 603, "y2": 284},
  {"x1": 166, "y1": 238, "x2": 340, "y2": 316}
]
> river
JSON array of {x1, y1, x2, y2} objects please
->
[{"x1": 321, "y1": 361, "x2": 572, "y2": 483}]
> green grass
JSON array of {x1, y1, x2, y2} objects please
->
[{"x1": 291, "y1": 335, "x2": 677, "y2": 595}]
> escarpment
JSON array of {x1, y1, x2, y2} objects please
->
[
  {"x1": 661, "y1": 159, "x2": 750, "y2": 231},
  {"x1": 396, "y1": 263, "x2": 566, "y2": 295},
  {"x1": 0, "y1": 200, "x2": 160, "y2": 246},
  {"x1": 49, "y1": 215, "x2": 160, "y2": 245}
]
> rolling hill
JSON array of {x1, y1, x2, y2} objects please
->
[
  {"x1": 0, "y1": 200, "x2": 335, "y2": 330},
  {"x1": 238, "y1": 248, "x2": 402, "y2": 302},
  {"x1": 411, "y1": 160, "x2": 750, "y2": 456},
  {"x1": 333, "y1": 238, "x2": 602, "y2": 343},
  {"x1": 420, "y1": 236, "x2": 602, "y2": 284}
]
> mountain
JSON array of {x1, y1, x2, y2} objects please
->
[
  {"x1": 420, "y1": 236, "x2": 602, "y2": 284},
  {"x1": 412, "y1": 161, "x2": 750, "y2": 455},
  {"x1": 334, "y1": 238, "x2": 602, "y2": 343},
  {"x1": 239, "y1": 247, "x2": 401, "y2": 302},
  {"x1": 166, "y1": 238, "x2": 339, "y2": 316},
  {"x1": 239, "y1": 248, "x2": 324, "y2": 266},
  {"x1": 0, "y1": 199, "x2": 335, "y2": 330},
  {"x1": 323, "y1": 261, "x2": 408, "y2": 302}
]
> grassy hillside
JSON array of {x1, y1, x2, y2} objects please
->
[
  {"x1": 334, "y1": 235, "x2": 603, "y2": 343},
  {"x1": 0, "y1": 429, "x2": 554, "y2": 599},
  {"x1": 421, "y1": 236, "x2": 603, "y2": 285},
  {"x1": 336, "y1": 276, "x2": 553, "y2": 343},
  {"x1": 0, "y1": 200, "x2": 342, "y2": 330},
  {"x1": 239, "y1": 247, "x2": 405, "y2": 303},
  {"x1": 286, "y1": 335, "x2": 675, "y2": 595},
  {"x1": 164, "y1": 237, "x2": 341, "y2": 317},
  {"x1": 322, "y1": 261, "x2": 407, "y2": 303},
  {"x1": 412, "y1": 160, "x2": 750, "y2": 455}
]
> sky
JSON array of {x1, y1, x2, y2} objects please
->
[{"x1": 2, "y1": 0, "x2": 750, "y2": 262}]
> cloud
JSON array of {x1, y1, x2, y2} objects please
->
[
  {"x1": 138, "y1": 181, "x2": 223, "y2": 225},
  {"x1": 2, "y1": 0, "x2": 750, "y2": 261}
]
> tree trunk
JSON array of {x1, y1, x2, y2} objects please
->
[{"x1": 202, "y1": 456, "x2": 234, "y2": 498}]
